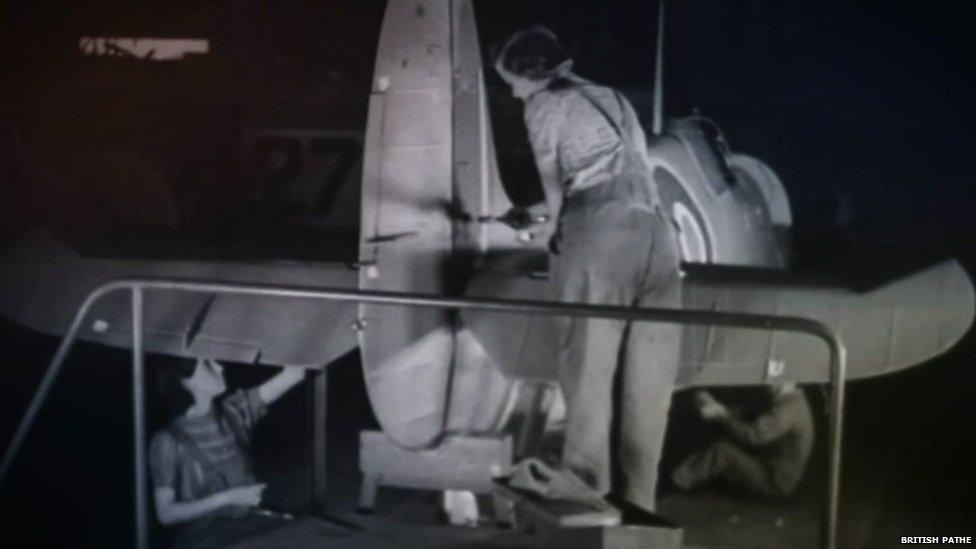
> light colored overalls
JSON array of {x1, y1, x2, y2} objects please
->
[{"x1": 524, "y1": 75, "x2": 682, "y2": 512}]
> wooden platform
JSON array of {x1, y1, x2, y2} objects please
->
[
  {"x1": 492, "y1": 480, "x2": 684, "y2": 549},
  {"x1": 358, "y1": 431, "x2": 512, "y2": 512}
]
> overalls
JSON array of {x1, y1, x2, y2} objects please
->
[
  {"x1": 546, "y1": 83, "x2": 682, "y2": 512},
  {"x1": 672, "y1": 389, "x2": 814, "y2": 498}
]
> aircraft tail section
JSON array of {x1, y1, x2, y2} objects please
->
[
  {"x1": 0, "y1": 229, "x2": 360, "y2": 367},
  {"x1": 462, "y1": 258, "x2": 975, "y2": 386},
  {"x1": 357, "y1": 0, "x2": 459, "y2": 449},
  {"x1": 680, "y1": 259, "x2": 974, "y2": 385}
]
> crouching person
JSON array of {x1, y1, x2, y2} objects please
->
[
  {"x1": 671, "y1": 383, "x2": 814, "y2": 499},
  {"x1": 150, "y1": 358, "x2": 304, "y2": 548}
]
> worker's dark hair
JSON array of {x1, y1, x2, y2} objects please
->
[
  {"x1": 494, "y1": 25, "x2": 570, "y2": 81},
  {"x1": 155, "y1": 357, "x2": 198, "y2": 422}
]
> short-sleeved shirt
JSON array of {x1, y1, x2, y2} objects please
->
[
  {"x1": 150, "y1": 388, "x2": 266, "y2": 510},
  {"x1": 523, "y1": 73, "x2": 655, "y2": 198}
]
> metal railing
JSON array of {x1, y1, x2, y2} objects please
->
[{"x1": 0, "y1": 278, "x2": 847, "y2": 549}]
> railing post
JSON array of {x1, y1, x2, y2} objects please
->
[
  {"x1": 824, "y1": 339, "x2": 847, "y2": 549},
  {"x1": 132, "y1": 286, "x2": 149, "y2": 549},
  {"x1": 0, "y1": 286, "x2": 111, "y2": 484},
  {"x1": 311, "y1": 369, "x2": 328, "y2": 507}
]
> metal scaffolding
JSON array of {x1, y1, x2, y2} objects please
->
[{"x1": 0, "y1": 278, "x2": 847, "y2": 549}]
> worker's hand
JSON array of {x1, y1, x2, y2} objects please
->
[
  {"x1": 221, "y1": 483, "x2": 266, "y2": 508},
  {"x1": 695, "y1": 391, "x2": 729, "y2": 421},
  {"x1": 497, "y1": 207, "x2": 535, "y2": 230},
  {"x1": 700, "y1": 401, "x2": 728, "y2": 421},
  {"x1": 259, "y1": 366, "x2": 308, "y2": 407}
]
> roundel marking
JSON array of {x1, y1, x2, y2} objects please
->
[
  {"x1": 672, "y1": 201, "x2": 708, "y2": 263},
  {"x1": 653, "y1": 166, "x2": 712, "y2": 263}
]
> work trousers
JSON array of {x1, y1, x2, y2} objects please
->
[
  {"x1": 551, "y1": 190, "x2": 681, "y2": 513},
  {"x1": 672, "y1": 440, "x2": 793, "y2": 499}
]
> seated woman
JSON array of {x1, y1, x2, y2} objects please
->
[{"x1": 150, "y1": 357, "x2": 305, "y2": 548}]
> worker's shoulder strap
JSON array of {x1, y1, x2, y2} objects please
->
[{"x1": 573, "y1": 84, "x2": 625, "y2": 141}]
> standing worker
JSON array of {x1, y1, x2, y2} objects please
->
[
  {"x1": 671, "y1": 383, "x2": 814, "y2": 498},
  {"x1": 493, "y1": 26, "x2": 682, "y2": 516}
]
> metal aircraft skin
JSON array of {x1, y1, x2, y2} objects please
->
[{"x1": 0, "y1": 0, "x2": 973, "y2": 450}]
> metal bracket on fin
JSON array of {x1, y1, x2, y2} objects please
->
[
  {"x1": 348, "y1": 260, "x2": 377, "y2": 270},
  {"x1": 351, "y1": 318, "x2": 370, "y2": 332},
  {"x1": 184, "y1": 294, "x2": 217, "y2": 350},
  {"x1": 765, "y1": 358, "x2": 786, "y2": 380},
  {"x1": 366, "y1": 231, "x2": 420, "y2": 244}
]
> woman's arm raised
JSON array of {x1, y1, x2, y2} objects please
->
[{"x1": 257, "y1": 366, "x2": 306, "y2": 407}]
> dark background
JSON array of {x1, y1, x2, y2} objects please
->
[{"x1": 0, "y1": 1, "x2": 973, "y2": 546}]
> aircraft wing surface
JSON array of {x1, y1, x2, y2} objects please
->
[
  {"x1": 462, "y1": 256, "x2": 974, "y2": 386},
  {"x1": 0, "y1": 230, "x2": 360, "y2": 367}
]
